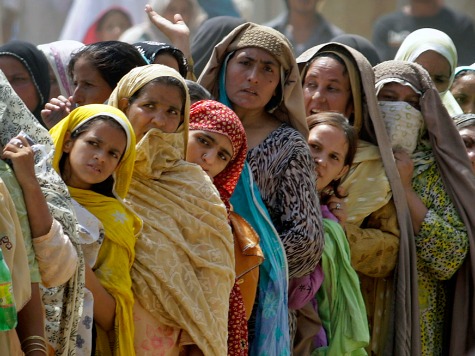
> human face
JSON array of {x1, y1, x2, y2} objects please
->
[
  {"x1": 163, "y1": 0, "x2": 192, "y2": 24},
  {"x1": 71, "y1": 57, "x2": 113, "y2": 106},
  {"x1": 377, "y1": 82, "x2": 421, "y2": 110},
  {"x1": 308, "y1": 124, "x2": 349, "y2": 192},
  {"x1": 225, "y1": 48, "x2": 280, "y2": 115},
  {"x1": 415, "y1": 50, "x2": 451, "y2": 93},
  {"x1": 187, "y1": 130, "x2": 233, "y2": 179},
  {"x1": 303, "y1": 56, "x2": 353, "y2": 117},
  {"x1": 458, "y1": 126, "x2": 475, "y2": 174},
  {"x1": 121, "y1": 81, "x2": 184, "y2": 142},
  {"x1": 451, "y1": 73, "x2": 475, "y2": 114},
  {"x1": 0, "y1": 55, "x2": 39, "y2": 112},
  {"x1": 96, "y1": 10, "x2": 132, "y2": 42},
  {"x1": 153, "y1": 53, "x2": 180, "y2": 73},
  {"x1": 62, "y1": 120, "x2": 126, "y2": 190}
]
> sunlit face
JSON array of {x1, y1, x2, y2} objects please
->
[
  {"x1": 458, "y1": 126, "x2": 475, "y2": 174},
  {"x1": 164, "y1": 0, "x2": 192, "y2": 24},
  {"x1": 120, "y1": 81, "x2": 184, "y2": 142},
  {"x1": 308, "y1": 124, "x2": 349, "y2": 191},
  {"x1": 0, "y1": 55, "x2": 39, "y2": 112},
  {"x1": 153, "y1": 53, "x2": 180, "y2": 73},
  {"x1": 62, "y1": 120, "x2": 126, "y2": 190},
  {"x1": 415, "y1": 50, "x2": 451, "y2": 93},
  {"x1": 451, "y1": 73, "x2": 475, "y2": 114},
  {"x1": 303, "y1": 56, "x2": 353, "y2": 117},
  {"x1": 225, "y1": 48, "x2": 280, "y2": 115},
  {"x1": 187, "y1": 130, "x2": 233, "y2": 179},
  {"x1": 377, "y1": 82, "x2": 421, "y2": 110},
  {"x1": 71, "y1": 57, "x2": 113, "y2": 106},
  {"x1": 96, "y1": 10, "x2": 132, "y2": 42}
]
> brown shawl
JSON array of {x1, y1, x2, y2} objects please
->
[
  {"x1": 374, "y1": 60, "x2": 475, "y2": 356},
  {"x1": 297, "y1": 44, "x2": 420, "y2": 355}
]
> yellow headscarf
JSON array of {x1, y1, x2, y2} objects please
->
[{"x1": 50, "y1": 104, "x2": 142, "y2": 356}]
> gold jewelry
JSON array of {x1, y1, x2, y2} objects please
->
[
  {"x1": 24, "y1": 347, "x2": 47, "y2": 355},
  {"x1": 21, "y1": 335, "x2": 47, "y2": 347}
]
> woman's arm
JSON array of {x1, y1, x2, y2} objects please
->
[{"x1": 85, "y1": 265, "x2": 116, "y2": 331}]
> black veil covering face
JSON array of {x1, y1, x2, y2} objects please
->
[{"x1": 0, "y1": 40, "x2": 50, "y2": 127}]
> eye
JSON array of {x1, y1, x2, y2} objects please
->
[
  {"x1": 218, "y1": 151, "x2": 229, "y2": 161},
  {"x1": 463, "y1": 137, "x2": 475, "y2": 149},
  {"x1": 304, "y1": 81, "x2": 317, "y2": 89},
  {"x1": 330, "y1": 153, "x2": 340, "y2": 161},
  {"x1": 167, "y1": 108, "x2": 179, "y2": 116},
  {"x1": 239, "y1": 59, "x2": 251, "y2": 66},
  {"x1": 454, "y1": 95, "x2": 467, "y2": 105},
  {"x1": 198, "y1": 136, "x2": 209, "y2": 146},
  {"x1": 87, "y1": 140, "x2": 98, "y2": 147},
  {"x1": 264, "y1": 65, "x2": 274, "y2": 73}
]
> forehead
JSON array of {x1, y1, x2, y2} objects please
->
[
  {"x1": 0, "y1": 55, "x2": 27, "y2": 73},
  {"x1": 380, "y1": 81, "x2": 419, "y2": 96},
  {"x1": 307, "y1": 56, "x2": 346, "y2": 76},
  {"x1": 233, "y1": 47, "x2": 279, "y2": 65},
  {"x1": 138, "y1": 81, "x2": 184, "y2": 106}
]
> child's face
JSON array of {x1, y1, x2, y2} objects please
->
[
  {"x1": 308, "y1": 124, "x2": 349, "y2": 192},
  {"x1": 122, "y1": 82, "x2": 184, "y2": 142},
  {"x1": 62, "y1": 121, "x2": 126, "y2": 190},
  {"x1": 187, "y1": 130, "x2": 233, "y2": 179}
]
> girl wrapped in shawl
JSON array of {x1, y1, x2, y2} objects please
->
[
  {"x1": 108, "y1": 64, "x2": 235, "y2": 355},
  {"x1": 0, "y1": 70, "x2": 84, "y2": 355},
  {"x1": 49, "y1": 104, "x2": 141, "y2": 355},
  {"x1": 187, "y1": 99, "x2": 264, "y2": 355},
  {"x1": 374, "y1": 60, "x2": 475, "y2": 355},
  {"x1": 297, "y1": 43, "x2": 419, "y2": 355},
  {"x1": 198, "y1": 22, "x2": 324, "y2": 354}
]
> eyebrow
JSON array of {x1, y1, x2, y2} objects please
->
[
  {"x1": 202, "y1": 133, "x2": 232, "y2": 159},
  {"x1": 242, "y1": 55, "x2": 278, "y2": 67},
  {"x1": 91, "y1": 136, "x2": 123, "y2": 155}
]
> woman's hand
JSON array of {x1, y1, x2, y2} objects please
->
[
  {"x1": 41, "y1": 95, "x2": 73, "y2": 129},
  {"x1": 2, "y1": 135, "x2": 37, "y2": 188},
  {"x1": 327, "y1": 186, "x2": 348, "y2": 226},
  {"x1": 145, "y1": 4, "x2": 191, "y2": 59},
  {"x1": 394, "y1": 149, "x2": 414, "y2": 191}
]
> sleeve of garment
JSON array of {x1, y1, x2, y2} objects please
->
[
  {"x1": 274, "y1": 137, "x2": 324, "y2": 279},
  {"x1": 415, "y1": 209, "x2": 468, "y2": 281},
  {"x1": 344, "y1": 200, "x2": 400, "y2": 278},
  {"x1": 32, "y1": 218, "x2": 78, "y2": 287}
]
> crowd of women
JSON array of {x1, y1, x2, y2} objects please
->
[{"x1": 0, "y1": 2, "x2": 475, "y2": 356}]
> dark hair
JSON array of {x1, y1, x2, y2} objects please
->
[
  {"x1": 128, "y1": 76, "x2": 187, "y2": 114},
  {"x1": 60, "y1": 116, "x2": 127, "y2": 197},
  {"x1": 307, "y1": 112, "x2": 357, "y2": 203},
  {"x1": 68, "y1": 41, "x2": 147, "y2": 89},
  {"x1": 186, "y1": 79, "x2": 213, "y2": 104}
]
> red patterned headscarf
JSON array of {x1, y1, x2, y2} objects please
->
[{"x1": 189, "y1": 100, "x2": 247, "y2": 211}]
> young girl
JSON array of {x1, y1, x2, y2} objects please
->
[
  {"x1": 187, "y1": 99, "x2": 263, "y2": 355},
  {"x1": 49, "y1": 104, "x2": 141, "y2": 355},
  {"x1": 294, "y1": 112, "x2": 369, "y2": 355}
]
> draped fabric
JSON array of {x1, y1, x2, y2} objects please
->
[
  {"x1": 49, "y1": 104, "x2": 141, "y2": 355},
  {"x1": 374, "y1": 60, "x2": 475, "y2": 355},
  {"x1": 127, "y1": 129, "x2": 235, "y2": 356},
  {"x1": 37, "y1": 40, "x2": 85, "y2": 98},
  {"x1": 0, "y1": 69, "x2": 84, "y2": 356}
]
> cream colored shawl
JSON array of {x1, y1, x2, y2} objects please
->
[
  {"x1": 297, "y1": 43, "x2": 420, "y2": 355},
  {"x1": 108, "y1": 65, "x2": 235, "y2": 355}
]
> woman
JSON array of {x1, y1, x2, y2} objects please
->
[
  {"x1": 0, "y1": 40, "x2": 50, "y2": 128},
  {"x1": 199, "y1": 22, "x2": 324, "y2": 354},
  {"x1": 297, "y1": 42, "x2": 419, "y2": 355},
  {"x1": 134, "y1": 41, "x2": 188, "y2": 77},
  {"x1": 394, "y1": 28, "x2": 463, "y2": 117},
  {"x1": 0, "y1": 69, "x2": 84, "y2": 355},
  {"x1": 109, "y1": 64, "x2": 235, "y2": 355},
  {"x1": 374, "y1": 60, "x2": 475, "y2": 355},
  {"x1": 451, "y1": 64, "x2": 475, "y2": 114},
  {"x1": 454, "y1": 113, "x2": 475, "y2": 173}
]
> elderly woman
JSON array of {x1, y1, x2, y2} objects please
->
[
  {"x1": 297, "y1": 42, "x2": 418, "y2": 355},
  {"x1": 394, "y1": 28, "x2": 463, "y2": 116},
  {"x1": 374, "y1": 60, "x2": 475, "y2": 355},
  {"x1": 199, "y1": 22, "x2": 324, "y2": 354},
  {"x1": 108, "y1": 64, "x2": 235, "y2": 355}
]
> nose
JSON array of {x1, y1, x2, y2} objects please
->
[
  {"x1": 314, "y1": 154, "x2": 326, "y2": 167},
  {"x1": 202, "y1": 150, "x2": 217, "y2": 165},
  {"x1": 247, "y1": 67, "x2": 259, "y2": 83},
  {"x1": 151, "y1": 111, "x2": 167, "y2": 128},
  {"x1": 72, "y1": 87, "x2": 83, "y2": 106}
]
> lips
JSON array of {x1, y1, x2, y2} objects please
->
[{"x1": 87, "y1": 163, "x2": 102, "y2": 173}]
